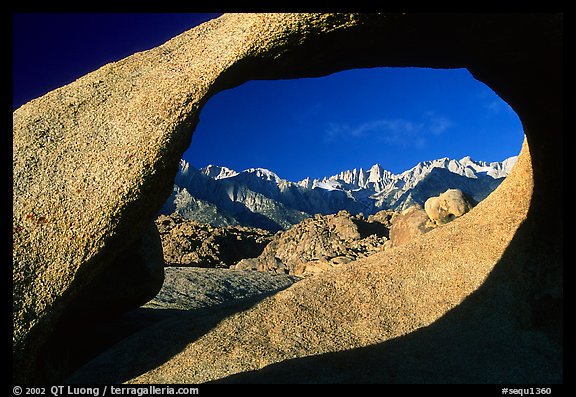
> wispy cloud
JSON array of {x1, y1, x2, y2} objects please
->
[
  {"x1": 325, "y1": 112, "x2": 453, "y2": 148},
  {"x1": 424, "y1": 112, "x2": 453, "y2": 135},
  {"x1": 326, "y1": 119, "x2": 420, "y2": 140}
]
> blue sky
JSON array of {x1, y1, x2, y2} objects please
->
[{"x1": 13, "y1": 13, "x2": 525, "y2": 181}]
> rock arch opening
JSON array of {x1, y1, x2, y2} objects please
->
[
  {"x1": 166, "y1": 67, "x2": 524, "y2": 228},
  {"x1": 156, "y1": 66, "x2": 526, "y2": 277}
]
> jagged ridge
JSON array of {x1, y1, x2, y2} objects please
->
[{"x1": 161, "y1": 155, "x2": 517, "y2": 231}]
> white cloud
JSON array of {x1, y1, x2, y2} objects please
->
[
  {"x1": 424, "y1": 112, "x2": 454, "y2": 135},
  {"x1": 324, "y1": 112, "x2": 453, "y2": 147}
]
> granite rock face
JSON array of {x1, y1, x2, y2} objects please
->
[{"x1": 13, "y1": 13, "x2": 562, "y2": 383}]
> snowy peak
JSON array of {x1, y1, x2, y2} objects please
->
[
  {"x1": 368, "y1": 164, "x2": 394, "y2": 185},
  {"x1": 200, "y1": 165, "x2": 239, "y2": 180},
  {"x1": 196, "y1": 164, "x2": 284, "y2": 184},
  {"x1": 320, "y1": 163, "x2": 394, "y2": 191},
  {"x1": 297, "y1": 177, "x2": 313, "y2": 190},
  {"x1": 313, "y1": 179, "x2": 342, "y2": 191},
  {"x1": 501, "y1": 156, "x2": 518, "y2": 174},
  {"x1": 367, "y1": 164, "x2": 384, "y2": 182},
  {"x1": 243, "y1": 167, "x2": 283, "y2": 183},
  {"x1": 332, "y1": 168, "x2": 361, "y2": 185},
  {"x1": 398, "y1": 155, "x2": 517, "y2": 183},
  {"x1": 453, "y1": 155, "x2": 518, "y2": 178}
]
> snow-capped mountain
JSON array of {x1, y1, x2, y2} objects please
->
[{"x1": 160, "y1": 155, "x2": 517, "y2": 231}]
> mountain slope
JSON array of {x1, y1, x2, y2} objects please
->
[
  {"x1": 161, "y1": 164, "x2": 309, "y2": 231},
  {"x1": 160, "y1": 155, "x2": 517, "y2": 231}
]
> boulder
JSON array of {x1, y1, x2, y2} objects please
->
[
  {"x1": 424, "y1": 189, "x2": 473, "y2": 226},
  {"x1": 367, "y1": 209, "x2": 397, "y2": 228},
  {"x1": 13, "y1": 13, "x2": 562, "y2": 383},
  {"x1": 234, "y1": 258, "x2": 260, "y2": 271},
  {"x1": 389, "y1": 205, "x2": 434, "y2": 247}
]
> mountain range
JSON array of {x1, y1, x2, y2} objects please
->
[{"x1": 160, "y1": 155, "x2": 518, "y2": 232}]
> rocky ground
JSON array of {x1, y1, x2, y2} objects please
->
[
  {"x1": 155, "y1": 214, "x2": 273, "y2": 268},
  {"x1": 144, "y1": 267, "x2": 300, "y2": 311},
  {"x1": 66, "y1": 187, "x2": 542, "y2": 385},
  {"x1": 156, "y1": 196, "x2": 474, "y2": 277},
  {"x1": 234, "y1": 210, "x2": 396, "y2": 276}
]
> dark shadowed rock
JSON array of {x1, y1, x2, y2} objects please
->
[
  {"x1": 35, "y1": 222, "x2": 164, "y2": 382},
  {"x1": 75, "y1": 222, "x2": 164, "y2": 315}
]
